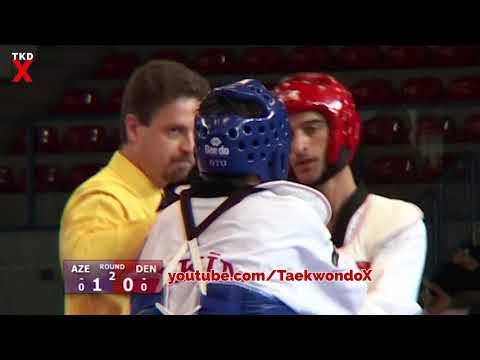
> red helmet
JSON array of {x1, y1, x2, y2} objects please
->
[{"x1": 274, "y1": 73, "x2": 361, "y2": 168}]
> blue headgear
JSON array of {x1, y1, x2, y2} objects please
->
[{"x1": 196, "y1": 79, "x2": 290, "y2": 183}]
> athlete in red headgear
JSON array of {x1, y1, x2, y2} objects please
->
[{"x1": 275, "y1": 73, "x2": 427, "y2": 314}]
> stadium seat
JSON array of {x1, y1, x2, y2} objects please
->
[
  {"x1": 239, "y1": 47, "x2": 285, "y2": 73},
  {"x1": 94, "y1": 52, "x2": 140, "y2": 79},
  {"x1": 63, "y1": 125, "x2": 108, "y2": 152},
  {"x1": 104, "y1": 88, "x2": 124, "y2": 114},
  {"x1": 401, "y1": 77, "x2": 444, "y2": 103},
  {"x1": 362, "y1": 115, "x2": 411, "y2": 145},
  {"x1": 11, "y1": 129, "x2": 27, "y2": 154},
  {"x1": 430, "y1": 46, "x2": 479, "y2": 67},
  {"x1": 418, "y1": 163, "x2": 442, "y2": 183},
  {"x1": 36, "y1": 127, "x2": 61, "y2": 153},
  {"x1": 418, "y1": 153, "x2": 466, "y2": 183},
  {"x1": 0, "y1": 166, "x2": 15, "y2": 193},
  {"x1": 416, "y1": 115, "x2": 457, "y2": 144},
  {"x1": 384, "y1": 46, "x2": 430, "y2": 68},
  {"x1": 283, "y1": 47, "x2": 332, "y2": 72},
  {"x1": 418, "y1": 158, "x2": 445, "y2": 183},
  {"x1": 11, "y1": 127, "x2": 61, "y2": 154},
  {"x1": 366, "y1": 156, "x2": 417, "y2": 184},
  {"x1": 193, "y1": 48, "x2": 237, "y2": 74},
  {"x1": 461, "y1": 114, "x2": 480, "y2": 142},
  {"x1": 150, "y1": 49, "x2": 190, "y2": 64},
  {"x1": 53, "y1": 89, "x2": 102, "y2": 114},
  {"x1": 65, "y1": 164, "x2": 103, "y2": 191},
  {"x1": 447, "y1": 76, "x2": 480, "y2": 101},
  {"x1": 35, "y1": 165, "x2": 64, "y2": 192},
  {"x1": 444, "y1": 153, "x2": 467, "y2": 179},
  {"x1": 106, "y1": 128, "x2": 121, "y2": 152},
  {"x1": 350, "y1": 79, "x2": 396, "y2": 105},
  {"x1": 335, "y1": 46, "x2": 383, "y2": 69}
]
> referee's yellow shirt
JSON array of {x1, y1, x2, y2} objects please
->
[{"x1": 59, "y1": 151, "x2": 163, "y2": 315}]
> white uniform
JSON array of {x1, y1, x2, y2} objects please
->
[
  {"x1": 139, "y1": 180, "x2": 367, "y2": 315},
  {"x1": 337, "y1": 193, "x2": 427, "y2": 315}
]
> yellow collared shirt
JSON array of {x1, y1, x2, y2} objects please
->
[{"x1": 59, "y1": 151, "x2": 163, "y2": 315}]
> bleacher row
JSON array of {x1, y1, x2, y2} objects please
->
[
  {"x1": 364, "y1": 113, "x2": 480, "y2": 144},
  {"x1": 2, "y1": 46, "x2": 479, "y2": 197},
  {"x1": 9, "y1": 113, "x2": 480, "y2": 149},
  {"x1": 0, "y1": 112, "x2": 478, "y2": 193},
  {"x1": 92, "y1": 46, "x2": 480, "y2": 79},
  {"x1": 49, "y1": 75, "x2": 480, "y2": 113},
  {"x1": 362, "y1": 112, "x2": 479, "y2": 184},
  {"x1": 47, "y1": 46, "x2": 480, "y2": 115}
]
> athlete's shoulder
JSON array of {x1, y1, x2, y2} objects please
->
[
  {"x1": 256, "y1": 180, "x2": 332, "y2": 223},
  {"x1": 356, "y1": 193, "x2": 425, "y2": 248},
  {"x1": 367, "y1": 193, "x2": 424, "y2": 220}
]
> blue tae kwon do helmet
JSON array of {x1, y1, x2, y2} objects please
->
[{"x1": 195, "y1": 79, "x2": 291, "y2": 182}]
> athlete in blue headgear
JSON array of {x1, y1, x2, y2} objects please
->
[{"x1": 131, "y1": 79, "x2": 367, "y2": 315}]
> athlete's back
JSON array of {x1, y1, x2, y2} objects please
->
[{"x1": 132, "y1": 79, "x2": 367, "y2": 315}]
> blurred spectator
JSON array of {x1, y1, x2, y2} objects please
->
[{"x1": 422, "y1": 246, "x2": 480, "y2": 315}]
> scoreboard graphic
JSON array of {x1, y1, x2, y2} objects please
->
[{"x1": 63, "y1": 260, "x2": 163, "y2": 294}]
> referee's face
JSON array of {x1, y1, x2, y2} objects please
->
[{"x1": 135, "y1": 97, "x2": 199, "y2": 188}]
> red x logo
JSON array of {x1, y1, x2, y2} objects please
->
[{"x1": 12, "y1": 60, "x2": 32, "y2": 83}]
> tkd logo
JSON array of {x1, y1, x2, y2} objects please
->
[{"x1": 11, "y1": 52, "x2": 33, "y2": 83}]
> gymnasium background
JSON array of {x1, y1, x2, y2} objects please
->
[{"x1": 0, "y1": 45, "x2": 478, "y2": 314}]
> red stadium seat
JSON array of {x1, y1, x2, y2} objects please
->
[
  {"x1": 65, "y1": 164, "x2": 103, "y2": 191},
  {"x1": 363, "y1": 115, "x2": 411, "y2": 145},
  {"x1": 62, "y1": 126, "x2": 85, "y2": 152},
  {"x1": 350, "y1": 79, "x2": 396, "y2": 105},
  {"x1": 283, "y1": 47, "x2": 332, "y2": 72},
  {"x1": 35, "y1": 165, "x2": 64, "y2": 192},
  {"x1": 335, "y1": 46, "x2": 383, "y2": 69},
  {"x1": 193, "y1": 48, "x2": 237, "y2": 74},
  {"x1": 0, "y1": 166, "x2": 15, "y2": 192},
  {"x1": 151, "y1": 49, "x2": 190, "y2": 64},
  {"x1": 418, "y1": 153, "x2": 458, "y2": 183},
  {"x1": 11, "y1": 130, "x2": 27, "y2": 154},
  {"x1": 11, "y1": 127, "x2": 61, "y2": 154},
  {"x1": 384, "y1": 46, "x2": 430, "y2": 68},
  {"x1": 36, "y1": 127, "x2": 61, "y2": 153},
  {"x1": 63, "y1": 125, "x2": 108, "y2": 152},
  {"x1": 444, "y1": 153, "x2": 467, "y2": 179},
  {"x1": 418, "y1": 161, "x2": 443, "y2": 183},
  {"x1": 18, "y1": 165, "x2": 69, "y2": 192},
  {"x1": 462, "y1": 114, "x2": 480, "y2": 142},
  {"x1": 17, "y1": 169, "x2": 27, "y2": 193},
  {"x1": 239, "y1": 47, "x2": 285, "y2": 73},
  {"x1": 53, "y1": 89, "x2": 102, "y2": 114},
  {"x1": 447, "y1": 76, "x2": 480, "y2": 101},
  {"x1": 106, "y1": 128, "x2": 121, "y2": 152},
  {"x1": 104, "y1": 88, "x2": 124, "y2": 114},
  {"x1": 430, "y1": 46, "x2": 479, "y2": 67},
  {"x1": 366, "y1": 156, "x2": 417, "y2": 184},
  {"x1": 418, "y1": 153, "x2": 465, "y2": 183},
  {"x1": 416, "y1": 115, "x2": 457, "y2": 144},
  {"x1": 401, "y1": 77, "x2": 444, "y2": 103},
  {"x1": 95, "y1": 53, "x2": 140, "y2": 79}
]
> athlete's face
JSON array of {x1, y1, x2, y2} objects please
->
[{"x1": 289, "y1": 111, "x2": 329, "y2": 185}]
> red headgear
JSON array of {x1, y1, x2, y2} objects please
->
[{"x1": 274, "y1": 73, "x2": 361, "y2": 169}]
